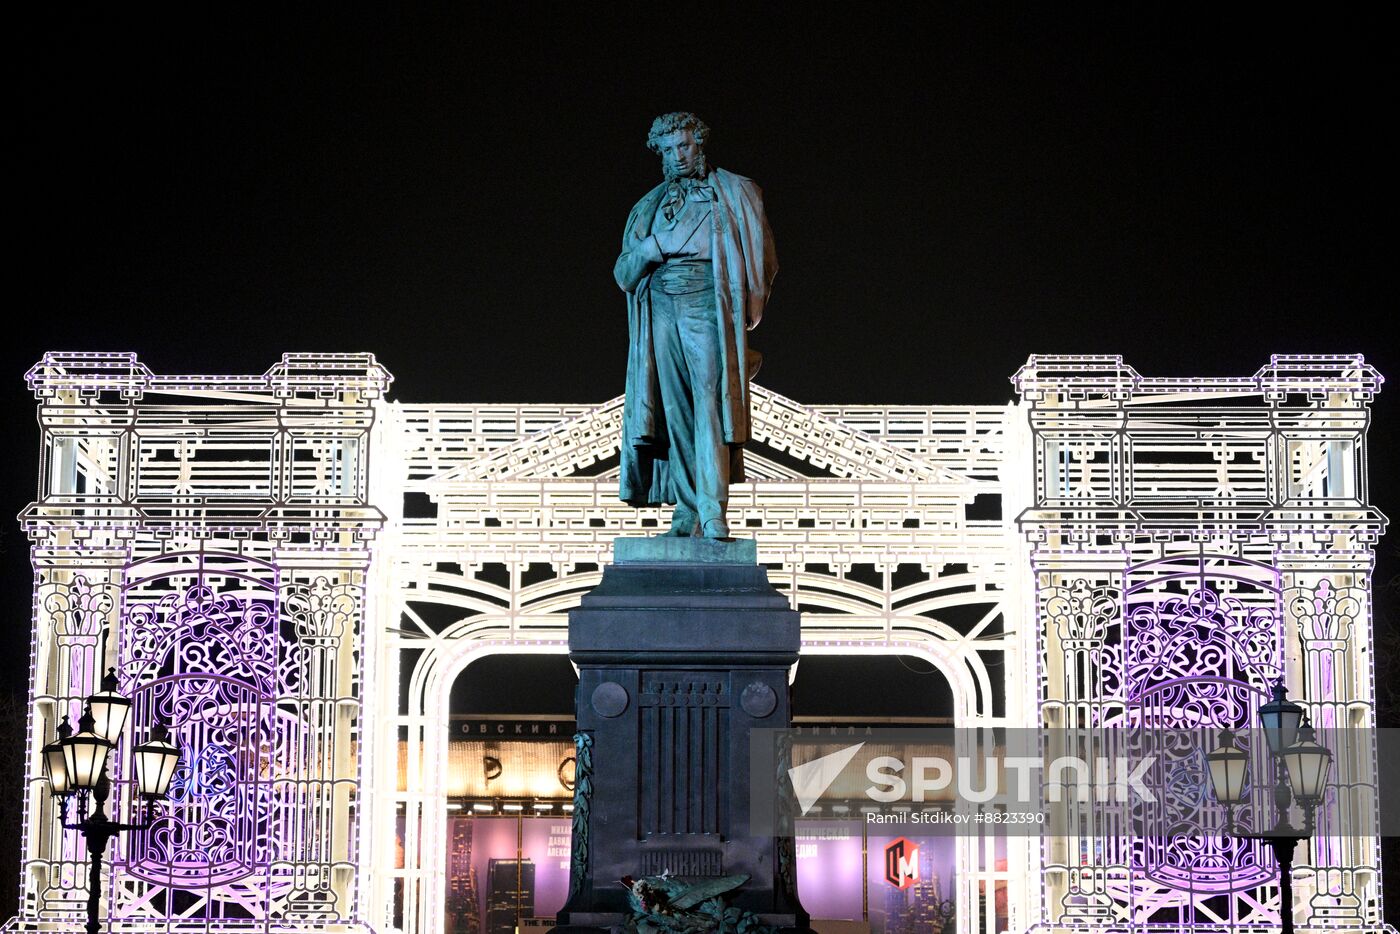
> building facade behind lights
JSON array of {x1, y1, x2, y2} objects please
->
[{"x1": 8, "y1": 351, "x2": 1389, "y2": 933}]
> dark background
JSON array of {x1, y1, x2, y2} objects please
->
[{"x1": 3, "y1": 5, "x2": 1394, "y2": 922}]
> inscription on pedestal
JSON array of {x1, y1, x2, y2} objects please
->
[{"x1": 641, "y1": 849, "x2": 723, "y2": 876}]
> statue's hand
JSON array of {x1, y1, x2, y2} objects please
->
[
  {"x1": 652, "y1": 227, "x2": 698, "y2": 260},
  {"x1": 628, "y1": 233, "x2": 663, "y2": 264}
]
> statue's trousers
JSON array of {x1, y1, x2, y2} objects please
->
[{"x1": 650, "y1": 264, "x2": 727, "y2": 526}]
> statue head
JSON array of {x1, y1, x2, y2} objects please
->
[{"x1": 647, "y1": 112, "x2": 710, "y2": 181}]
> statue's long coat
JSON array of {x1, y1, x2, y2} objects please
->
[{"x1": 614, "y1": 167, "x2": 777, "y2": 507}]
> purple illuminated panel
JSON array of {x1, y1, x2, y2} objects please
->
[
  {"x1": 522, "y1": 819, "x2": 573, "y2": 918},
  {"x1": 132, "y1": 675, "x2": 273, "y2": 886},
  {"x1": 443, "y1": 815, "x2": 574, "y2": 932},
  {"x1": 104, "y1": 552, "x2": 354, "y2": 926},
  {"x1": 792, "y1": 825, "x2": 965, "y2": 931},
  {"x1": 117, "y1": 562, "x2": 294, "y2": 913},
  {"x1": 794, "y1": 821, "x2": 863, "y2": 920},
  {"x1": 1122, "y1": 555, "x2": 1281, "y2": 897},
  {"x1": 445, "y1": 816, "x2": 530, "y2": 934}
]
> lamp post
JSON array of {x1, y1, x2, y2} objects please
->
[
  {"x1": 40, "y1": 667, "x2": 180, "y2": 934},
  {"x1": 1206, "y1": 681, "x2": 1333, "y2": 934}
]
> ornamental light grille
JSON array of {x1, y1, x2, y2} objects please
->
[{"x1": 7, "y1": 351, "x2": 1389, "y2": 934}]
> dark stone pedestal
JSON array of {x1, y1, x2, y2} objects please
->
[{"x1": 556, "y1": 537, "x2": 809, "y2": 934}]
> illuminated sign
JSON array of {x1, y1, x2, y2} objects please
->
[
  {"x1": 453, "y1": 718, "x2": 574, "y2": 737},
  {"x1": 884, "y1": 837, "x2": 919, "y2": 889}
]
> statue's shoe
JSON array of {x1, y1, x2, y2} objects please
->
[
  {"x1": 701, "y1": 519, "x2": 731, "y2": 540},
  {"x1": 663, "y1": 509, "x2": 699, "y2": 537}
]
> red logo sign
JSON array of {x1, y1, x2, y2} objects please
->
[{"x1": 884, "y1": 837, "x2": 920, "y2": 889}]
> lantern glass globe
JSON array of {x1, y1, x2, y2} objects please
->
[{"x1": 133, "y1": 723, "x2": 181, "y2": 799}]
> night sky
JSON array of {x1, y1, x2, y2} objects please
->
[{"x1": 3, "y1": 4, "x2": 1395, "y2": 911}]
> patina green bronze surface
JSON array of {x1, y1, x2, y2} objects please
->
[
  {"x1": 620, "y1": 873, "x2": 775, "y2": 934},
  {"x1": 616, "y1": 113, "x2": 777, "y2": 540},
  {"x1": 613, "y1": 535, "x2": 758, "y2": 565}
]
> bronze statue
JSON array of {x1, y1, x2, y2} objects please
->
[{"x1": 615, "y1": 113, "x2": 777, "y2": 539}]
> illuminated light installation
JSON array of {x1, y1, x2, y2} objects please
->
[
  {"x1": 14, "y1": 353, "x2": 389, "y2": 933},
  {"x1": 6, "y1": 351, "x2": 1389, "y2": 934},
  {"x1": 380, "y1": 385, "x2": 1021, "y2": 934},
  {"x1": 1016, "y1": 354, "x2": 1387, "y2": 930}
]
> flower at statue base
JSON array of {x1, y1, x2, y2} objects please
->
[{"x1": 619, "y1": 873, "x2": 776, "y2": 934}]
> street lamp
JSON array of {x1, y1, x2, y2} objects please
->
[
  {"x1": 1206, "y1": 681, "x2": 1333, "y2": 934},
  {"x1": 86, "y1": 668, "x2": 132, "y2": 744},
  {"x1": 41, "y1": 715, "x2": 73, "y2": 798},
  {"x1": 1204, "y1": 729, "x2": 1248, "y2": 826},
  {"x1": 131, "y1": 723, "x2": 181, "y2": 800},
  {"x1": 62, "y1": 707, "x2": 113, "y2": 797},
  {"x1": 42, "y1": 668, "x2": 180, "y2": 934},
  {"x1": 1258, "y1": 681, "x2": 1304, "y2": 758},
  {"x1": 1282, "y1": 719, "x2": 1333, "y2": 835}
]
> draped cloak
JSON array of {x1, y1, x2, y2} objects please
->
[{"x1": 614, "y1": 167, "x2": 777, "y2": 507}]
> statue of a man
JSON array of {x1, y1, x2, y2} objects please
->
[{"x1": 615, "y1": 112, "x2": 777, "y2": 539}]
